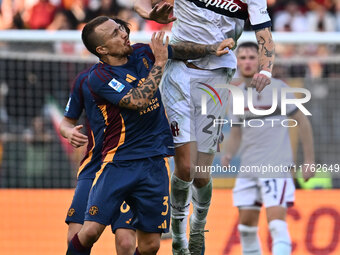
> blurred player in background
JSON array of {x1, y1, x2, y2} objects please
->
[
  {"x1": 66, "y1": 16, "x2": 234, "y2": 255},
  {"x1": 134, "y1": 1, "x2": 275, "y2": 254},
  {"x1": 60, "y1": 19, "x2": 137, "y2": 255},
  {"x1": 221, "y1": 42, "x2": 315, "y2": 255}
]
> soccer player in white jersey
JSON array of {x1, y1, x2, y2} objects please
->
[
  {"x1": 221, "y1": 42, "x2": 315, "y2": 255},
  {"x1": 134, "y1": 1, "x2": 275, "y2": 254}
]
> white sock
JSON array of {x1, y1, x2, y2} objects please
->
[
  {"x1": 191, "y1": 178, "x2": 212, "y2": 230},
  {"x1": 171, "y1": 174, "x2": 192, "y2": 249},
  {"x1": 238, "y1": 224, "x2": 262, "y2": 255},
  {"x1": 269, "y1": 220, "x2": 292, "y2": 255}
]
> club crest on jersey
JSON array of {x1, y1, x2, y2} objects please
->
[
  {"x1": 108, "y1": 78, "x2": 125, "y2": 93},
  {"x1": 171, "y1": 121, "x2": 180, "y2": 137}
]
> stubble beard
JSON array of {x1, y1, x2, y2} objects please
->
[{"x1": 114, "y1": 45, "x2": 134, "y2": 59}]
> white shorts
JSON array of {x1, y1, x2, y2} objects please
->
[
  {"x1": 161, "y1": 59, "x2": 235, "y2": 154},
  {"x1": 233, "y1": 177, "x2": 295, "y2": 209}
]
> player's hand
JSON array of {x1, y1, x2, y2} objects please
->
[
  {"x1": 250, "y1": 72, "x2": 271, "y2": 92},
  {"x1": 150, "y1": 31, "x2": 169, "y2": 66},
  {"x1": 221, "y1": 154, "x2": 232, "y2": 167},
  {"x1": 302, "y1": 161, "x2": 316, "y2": 182},
  {"x1": 66, "y1": 125, "x2": 88, "y2": 148},
  {"x1": 215, "y1": 38, "x2": 235, "y2": 57},
  {"x1": 149, "y1": 2, "x2": 177, "y2": 24}
]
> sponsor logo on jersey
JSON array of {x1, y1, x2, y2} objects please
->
[
  {"x1": 137, "y1": 78, "x2": 146, "y2": 87},
  {"x1": 125, "y1": 74, "x2": 136, "y2": 83},
  {"x1": 108, "y1": 78, "x2": 125, "y2": 93},
  {"x1": 197, "y1": 0, "x2": 243, "y2": 13},
  {"x1": 188, "y1": 0, "x2": 248, "y2": 20},
  {"x1": 89, "y1": 206, "x2": 99, "y2": 215},
  {"x1": 158, "y1": 220, "x2": 167, "y2": 229}
]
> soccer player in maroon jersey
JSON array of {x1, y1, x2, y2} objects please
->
[{"x1": 222, "y1": 42, "x2": 315, "y2": 255}]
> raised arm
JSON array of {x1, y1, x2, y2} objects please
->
[
  {"x1": 134, "y1": 0, "x2": 176, "y2": 24},
  {"x1": 251, "y1": 27, "x2": 275, "y2": 92},
  {"x1": 119, "y1": 32, "x2": 169, "y2": 111},
  {"x1": 60, "y1": 117, "x2": 88, "y2": 148},
  {"x1": 170, "y1": 38, "x2": 235, "y2": 60},
  {"x1": 256, "y1": 27, "x2": 275, "y2": 73}
]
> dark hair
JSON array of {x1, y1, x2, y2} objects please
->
[
  {"x1": 113, "y1": 18, "x2": 130, "y2": 35},
  {"x1": 81, "y1": 16, "x2": 130, "y2": 58},
  {"x1": 82, "y1": 16, "x2": 110, "y2": 58},
  {"x1": 237, "y1": 42, "x2": 259, "y2": 53}
]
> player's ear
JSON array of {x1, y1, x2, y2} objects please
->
[{"x1": 96, "y1": 45, "x2": 108, "y2": 56}]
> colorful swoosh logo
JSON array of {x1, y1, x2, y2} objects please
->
[{"x1": 198, "y1": 82, "x2": 222, "y2": 106}]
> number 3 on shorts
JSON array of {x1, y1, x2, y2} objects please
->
[{"x1": 161, "y1": 196, "x2": 169, "y2": 216}]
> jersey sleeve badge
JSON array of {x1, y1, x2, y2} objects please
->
[
  {"x1": 65, "y1": 97, "x2": 71, "y2": 113},
  {"x1": 108, "y1": 78, "x2": 125, "y2": 93}
]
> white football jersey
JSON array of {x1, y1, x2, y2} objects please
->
[
  {"x1": 171, "y1": 0, "x2": 271, "y2": 70},
  {"x1": 228, "y1": 79, "x2": 298, "y2": 168}
]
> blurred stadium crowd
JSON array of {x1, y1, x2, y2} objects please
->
[
  {"x1": 0, "y1": 0, "x2": 340, "y2": 189},
  {"x1": 1, "y1": 0, "x2": 340, "y2": 32}
]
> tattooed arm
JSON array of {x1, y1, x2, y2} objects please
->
[
  {"x1": 119, "y1": 65, "x2": 164, "y2": 110},
  {"x1": 119, "y1": 32, "x2": 168, "y2": 111},
  {"x1": 250, "y1": 27, "x2": 275, "y2": 92},
  {"x1": 171, "y1": 38, "x2": 235, "y2": 60},
  {"x1": 256, "y1": 27, "x2": 275, "y2": 73}
]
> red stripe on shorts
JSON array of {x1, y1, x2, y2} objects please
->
[{"x1": 280, "y1": 180, "x2": 287, "y2": 205}]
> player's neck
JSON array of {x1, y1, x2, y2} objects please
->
[
  {"x1": 241, "y1": 77, "x2": 252, "y2": 88},
  {"x1": 101, "y1": 55, "x2": 128, "y2": 66}
]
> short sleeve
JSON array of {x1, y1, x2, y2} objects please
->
[
  {"x1": 247, "y1": 0, "x2": 272, "y2": 30},
  {"x1": 92, "y1": 76, "x2": 132, "y2": 105},
  {"x1": 64, "y1": 76, "x2": 85, "y2": 119}
]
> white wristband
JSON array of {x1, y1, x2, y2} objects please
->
[{"x1": 259, "y1": 70, "x2": 272, "y2": 79}]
